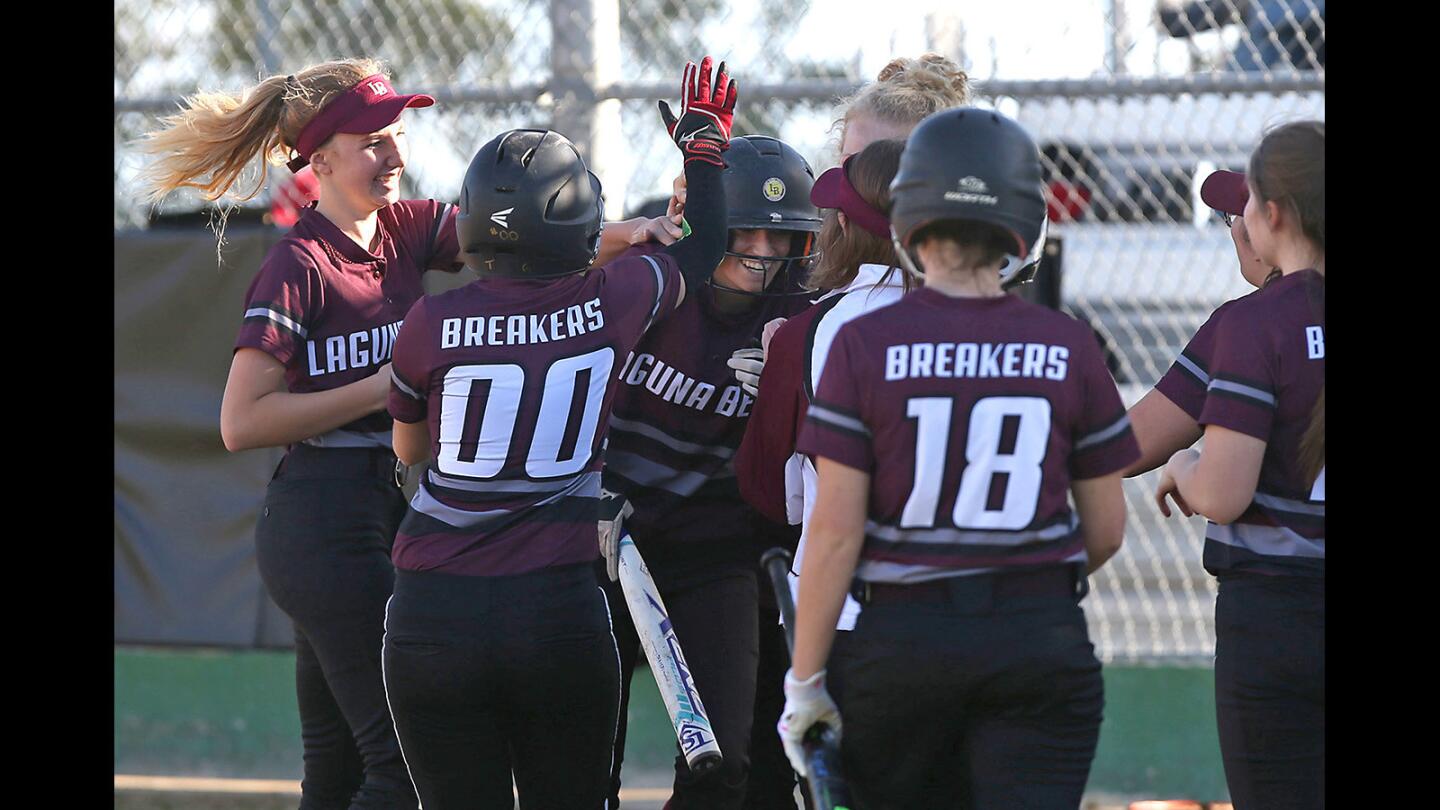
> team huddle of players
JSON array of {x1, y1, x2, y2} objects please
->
[{"x1": 140, "y1": 48, "x2": 1325, "y2": 810}]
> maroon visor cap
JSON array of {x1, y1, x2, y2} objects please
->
[
  {"x1": 287, "y1": 74, "x2": 435, "y2": 172},
  {"x1": 1200, "y1": 170, "x2": 1250, "y2": 216},
  {"x1": 810, "y1": 154, "x2": 891, "y2": 238}
]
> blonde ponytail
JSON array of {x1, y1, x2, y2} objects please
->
[{"x1": 138, "y1": 58, "x2": 385, "y2": 205}]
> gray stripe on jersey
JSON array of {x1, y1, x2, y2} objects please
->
[
  {"x1": 864, "y1": 512, "x2": 1081, "y2": 548},
  {"x1": 607, "y1": 416, "x2": 736, "y2": 459},
  {"x1": 808, "y1": 404, "x2": 870, "y2": 437},
  {"x1": 1205, "y1": 521, "x2": 1324, "y2": 559},
  {"x1": 1075, "y1": 414, "x2": 1131, "y2": 450},
  {"x1": 302, "y1": 429, "x2": 392, "y2": 449},
  {"x1": 428, "y1": 468, "x2": 598, "y2": 494},
  {"x1": 392, "y1": 374, "x2": 423, "y2": 400},
  {"x1": 1175, "y1": 353, "x2": 1209, "y2": 385},
  {"x1": 1252, "y1": 492, "x2": 1326, "y2": 517},
  {"x1": 857, "y1": 548, "x2": 1089, "y2": 584},
  {"x1": 641, "y1": 255, "x2": 665, "y2": 333},
  {"x1": 411, "y1": 469, "x2": 601, "y2": 529},
  {"x1": 605, "y1": 451, "x2": 716, "y2": 497},
  {"x1": 1208, "y1": 378, "x2": 1276, "y2": 406},
  {"x1": 245, "y1": 307, "x2": 307, "y2": 338}
]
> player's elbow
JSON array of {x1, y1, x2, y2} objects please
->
[
  {"x1": 1192, "y1": 489, "x2": 1251, "y2": 526},
  {"x1": 219, "y1": 413, "x2": 260, "y2": 453}
]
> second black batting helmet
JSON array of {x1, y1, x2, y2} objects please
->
[
  {"x1": 457, "y1": 129, "x2": 605, "y2": 279},
  {"x1": 888, "y1": 107, "x2": 1048, "y2": 287},
  {"x1": 717, "y1": 135, "x2": 822, "y2": 296}
]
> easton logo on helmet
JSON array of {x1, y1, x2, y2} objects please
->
[
  {"x1": 490, "y1": 207, "x2": 514, "y2": 227},
  {"x1": 958, "y1": 176, "x2": 988, "y2": 193},
  {"x1": 762, "y1": 177, "x2": 786, "y2": 201}
]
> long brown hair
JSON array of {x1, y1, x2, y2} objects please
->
[
  {"x1": 138, "y1": 57, "x2": 385, "y2": 205},
  {"x1": 1249, "y1": 120, "x2": 1325, "y2": 485},
  {"x1": 807, "y1": 139, "x2": 906, "y2": 292}
]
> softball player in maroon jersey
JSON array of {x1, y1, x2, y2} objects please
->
[
  {"x1": 595, "y1": 133, "x2": 821, "y2": 810},
  {"x1": 141, "y1": 58, "x2": 458, "y2": 810},
  {"x1": 1121, "y1": 169, "x2": 1278, "y2": 477},
  {"x1": 380, "y1": 57, "x2": 736, "y2": 809},
  {"x1": 1153, "y1": 121, "x2": 1324, "y2": 810},
  {"x1": 782, "y1": 108, "x2": 1138, "y2": 809}
]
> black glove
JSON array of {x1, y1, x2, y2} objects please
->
[{"x1": 658, "y1": 56, "x2": 737, "y2": 168}]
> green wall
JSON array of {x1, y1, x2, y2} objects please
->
[{"x1": 116, "y1": 647, "x2": 1228, "y2": 800}]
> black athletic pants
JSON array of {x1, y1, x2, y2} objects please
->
[
  {"x1": 254, "y1": 445, "x2": 417, "y2": 810},
  {"x1": 839, "y1": 567, "x2": 1104, "y2": 810},
  {"x1": 383, "y1": 563, "x2": 622, "y2": 810},
  {"x1": 600, "y1": 550, "x2": 760, "y2": 810},
  {"x1": 1213, "y1": 572, "x2": 1325, "y2": 810}
]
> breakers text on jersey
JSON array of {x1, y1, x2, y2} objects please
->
[
  {"x1": 440, "y1": 298, "x2": 604, "y2": 348},
  {"x1": 619, "y1": 352, "x2": 754, "y2": 418},
  {"x1": 885, "y1": 341, "x2": 1070, "y2": 382},
  {"x1": 307, "y1": 321, "x2": 402, "y2": 376}
]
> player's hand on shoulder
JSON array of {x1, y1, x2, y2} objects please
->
[
  {"x1": 777, "y1": 667, "x2": 841, "y2": 778},
  {"x1": 658, "y1": 55, "x2": 737, "y2": 167},
  {"x1": 598, "y1": 488, "x2": 635, "y2": 582}
]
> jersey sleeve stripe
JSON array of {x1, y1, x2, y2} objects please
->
[
  {"x1": 1075, "y1": 413, "x2": 1132, "y2": 450},
  {"x1": 429, "y1": 202, "x2": 453, "y2": 260},
  {"x1": 391, "y1": 374, "x2": 424, "y2": 400},
  {"x1": 1207, "y1": 378, "x2": 1277, "y2": 407},
  {"x1": 641, "y1": 254, "x2": 666, "y2": 333},
  {"x1": 1205, "y1": 521, "x2": 1324, "y2": 559},
  {"x1": 243, "y1": 306, "x2": 307, "y2": 338},
  {"x1": 806, "y1": 403, "x2": 871, "y2": 437},
  {"x1": 1174, "y1": 352, "x2": 1209, "y2": 385}
]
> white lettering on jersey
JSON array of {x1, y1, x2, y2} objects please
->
[
  {"x1": 880, "y1": 342, "x2": 1070, "y2": 382},
  {"x1": 305, "y1": 319, "x2": 403, "y2": 377},
  {"x1": 436, "y1": 298, "x2": 604, "y2": 348},
  {"x1": 1306, "y1": 326, "x2": 1325, "y2": 359}
]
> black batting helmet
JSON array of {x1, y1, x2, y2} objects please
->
[
  {"x1": 457, "y1": 129, "x2": 605, "y2": 279},
  {"x1": 888, "y1": 107, "x2": 1048, "y2": 288},
  {"x1": 712, "y1": 136, "x2": 821, "y2": 297}
]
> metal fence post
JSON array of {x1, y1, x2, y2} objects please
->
[{"x1": 550, "y1": 0, "x2": 626, "y2": 219}]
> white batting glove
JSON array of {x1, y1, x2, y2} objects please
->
[
  {"x1": 598, "y1": 488, "x2": 634, "y2": 582},
  {"x1": 777, "y1": 668, "x2": 841, "y2": 778},
  {"x1": 727, "y1": 347, "x2": 765, "y2": 397}
]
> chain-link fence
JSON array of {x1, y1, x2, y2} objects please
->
[{"x1": 115, "y1": 0, "x2": 1324, "y2": 663}]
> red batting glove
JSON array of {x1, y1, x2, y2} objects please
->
[{"x1": 658, "y1": 56, "x2": 738, "y2": 167}]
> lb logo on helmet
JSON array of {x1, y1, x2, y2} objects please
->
[{"x1": 762, "y1": 177, "x2": 786, "y2": 202}]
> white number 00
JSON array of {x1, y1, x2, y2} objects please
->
[
  {"x1": 901, "y1": 395, "x2": 1051, "y2": 530},
  {"x1": 436, "y1": 347, "x2": 615, "y2": 480}
]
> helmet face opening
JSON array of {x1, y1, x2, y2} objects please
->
[{"x1": 712, "y1": 230, "x2": 819, "y2": 298}]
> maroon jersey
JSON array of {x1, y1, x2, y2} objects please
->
[
  {"x1": 602, "y1": 251, "x2": 810, "y2": 560},
  {"x1": 798, "y1": 289, "x2": 1140, "y2": 583},
  {"x1": 387, "y1": 252, "x2": 682, "y2": 576},
  {"x1": 1198, "y1": 269, "x2": 1324, "y2": 577},
  {"x1": 1154, "y1": 292, "x2": 1258, "y2": 419},
  {"x1": 235, "y1": 200, "x2": 461, "y2": 448}
]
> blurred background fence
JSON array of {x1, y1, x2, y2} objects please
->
[{"x1": 115, "y1": 0, "x2": 1324, "y2": 664}]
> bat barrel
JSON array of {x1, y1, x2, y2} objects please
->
[
  {"x1": 688, "y1": 751, "x2": 723, "y2": 775},
  {"x1": 760, "y1": 547, "x2": 798, "y2": 652}
]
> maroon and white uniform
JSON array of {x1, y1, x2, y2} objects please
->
[
  {"x1": 1198, "y1": 269, "x2": 1325, "y2": 577},
  {"x1": 236, "y1": 200, "x2": 461, "y2": 447},
  {"x1": 736, "y1": 263, "x2": 906, "y2": 627},
  {"x1": 1154, "y1": 291, "x2": 1260, "y2": 419},
  {"x1": 603, "y1": 248, "x2": 810, "y2": 566},
  {"x1": 798, "y1": 289, "x2": 1140, "y2": 583},
  {"x1": 387, "y1": 251, "x2": 682, "y2": 576}
]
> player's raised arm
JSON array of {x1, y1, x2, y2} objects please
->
[{"x1": 656, "y1": 55, "x2": 735, "y2": 302}]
